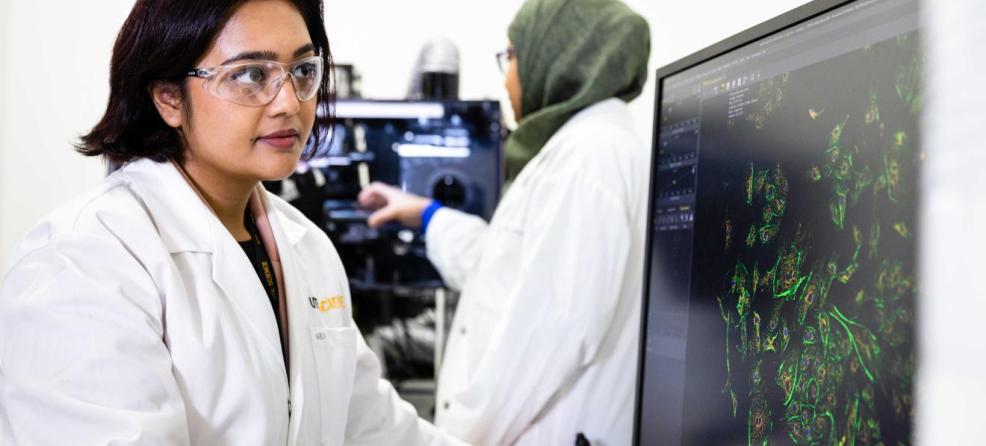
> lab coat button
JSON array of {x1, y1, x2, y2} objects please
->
[
  {"x1": 459, "y1": 326, "x2": 466, "y2": 335},
  {"x1": 443, "y1": 401, "x2": 450, "y2": 410}
]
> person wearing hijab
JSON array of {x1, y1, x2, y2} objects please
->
[{"x1": 357, "y1": 0, "x2": 651, "y2": 444}]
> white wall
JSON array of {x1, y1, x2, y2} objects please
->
[
  {"x1": 0, "y1": 0, "x2": 811, "y2": 273},
  {"x1": 0, "y1": 1, "x2": 135, "y2": 272},
  {"x1": 0, "y1": 0, "x2": 8, "y2": 268},
  {"x1": 324, "y1": 0, "x2": 813, "y2": 138},
  {"x1": 917, "y1": 0, "x2": 986, "y2": 443}
]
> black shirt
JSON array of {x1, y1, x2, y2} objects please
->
[{"x1": 239, "y1": 210, "x2": 281, "y2": 326}]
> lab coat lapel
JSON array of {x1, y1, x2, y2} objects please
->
[
  {"x1": 122, "y1": 159, "x2": 288, "y2": 376},
  {"x1": 209, "y1": 227, "x2": 287, "y2": 370},
  {"x1": 259, "y1": 194, "x2": 312, "y2": 444}
]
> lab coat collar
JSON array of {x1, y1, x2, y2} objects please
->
[
  {"x1": 121, "y1": 159, "x2": 322, "y2": 434},
  {"x1": 562, "y1": 97, "x2": 631, "y2": 133},
  {"x1": 516, "y1": 97, "x2": 632, "y2": 182},
  {"x1": 118, "y1": 159, "x2": 309, "y2": 254}
]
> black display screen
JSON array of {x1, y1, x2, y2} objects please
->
[{"x1": 637, "y1": 0, "x2": 921, "y2": 444}]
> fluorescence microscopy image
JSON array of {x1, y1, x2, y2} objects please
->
[{"x1": 682, "y1": 33, "x2": 921, "y2": 445}]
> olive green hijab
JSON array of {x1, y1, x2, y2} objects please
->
[{"x1": 504, "y1": 0, "x2": 651, "y2": 180}]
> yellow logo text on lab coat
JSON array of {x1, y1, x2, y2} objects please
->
[{"x1": 316, "y1": 295, "x2": 345, "y2": 313}]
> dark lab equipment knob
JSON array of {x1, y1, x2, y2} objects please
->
[{"x1": 432, "y1": 174, "x2": 466, "y2": 209}]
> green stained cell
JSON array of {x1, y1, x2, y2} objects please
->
[
  {"x1": 818, "y1": 312, "x2": 832, "y2": 351},
  {"x1": 746, "y1": 163, "x2": 788, "y2": 246},
  {"x1": 803, "y1": 326, "x2": 818, "y2": 346},
  {"x1": 893, "y1": 221, "x2": 912, "y2": 239},
  {"x1": 752, "y1": 360, "x2": 764, "y2": 388},
  {"x1": 826, "y1": 145, "x2": 841, "y2": 170},
  {"x1": 737, "y1": 292, "x2": 751, "y2": 320},
  {"x1": 729, "y1": 390, "x2": 738, "y2": 418},
  {"x1": 835, "y1": 149, "x2": 854, "y2": 181},
  {"x1": 772, "y1": 246, "x2": 806, "y2": 300},
  {"x1": 883, "y1": 155, "x2": 901, "y2": 202},
  {"x1": 765, "y1": 334, "x2": 778, "y2": 352},
  {"x1": 876, "y1": 259, "x2": 910, "y2": 295},
  {"x1": 838, "y1": 261, "x2": 859, "y2": 284},
  {"x1": 862, "y1": 385, "x2": 876, "y2": 408},
  {"x1": 845, "y1": 396, "x2": 862, "y2": 444},
  {"x1": 782, "y1": 320, "x2": 792, "y2": 352},
  {"x1": 761, "y1": 207, "x2": 775, "y2": 225},
  {"x1": 910, "y1": 91, "x2": 924, "y2": 115},
  {"x1": 893, "y1": 131, "x2": 907, "y2": 150},
  {"x1": 798, "y1": 273, "x2": 818, "y2": 324},
  {"x1": 717, "y1": 295, "x2": 729, "y2": 323},
  {"x1": 767, "y1": 301, "x2": 782, "y2": 333},
  {"x1": 773, "y1": 165, "x2": 789, "y2": 193},
  {"x1": 739, "y1": 324, "x2": 750, "y2": 359},
  {"x1": 855, "y1": 289, "x2": 867, "y2": 305},
  {"x1": 777, "y1": 355, "x2": 800, "y2": 406},
  {"x1": 764, "y1": 182, "x2": 777, "y2": 202},
  {"x1": 819, "y1": 411, "x2": 837, "y2": 444},
  {"x1": 896, "y1": 53, "x2": 922, "y2": 107},
  {"x1": 748, "y1": 396, "x2": 772, "y2": 446},
  {"x1": 755, "y1": 171, "x2": 766, "y2": 197},
  {"x1": 753, "y1": 312, "x2": 762, "y2": 353},
  {"x1": 732, "y1": 263, "x2": 750, "y2": 295},
  {"x1": 752, "y1": 265, "x2": 761, "y2": 294},
  {"x1": 830, "y1": 306, "x2": 881, "y2": 382},
  {"x1": 829, "y1": 115, "x2": 849, "y2": 149},
  {"x1": 746, "y1": 163, "x2": 755, "y2": 205},
  {"x1": 807, "y1": 165, "x2": 822, "y2": 182},
  {"x1": 851, "y1": 165, "x2": 874, "y2": 205},
  {"x1": 874, "y1": 173, "x2": 888, "y2": 194},
  {"x1": 717, "y1": 296, "x2": 739, "y2": 419},
  {"x1": 865, "y1": 88, "x2": 881, "y2": 125},
  {"x1": 758, "y1": 224, "x2": 780, "y2": 245},
  {"x1": 869, "y1": 223, "x2": 881, "y2": 260},
  {"x1": 830, "y1": 194, "x2": 847, "y2": 230}
]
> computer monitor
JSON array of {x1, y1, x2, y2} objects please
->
[{"x1": 635, "y1": 0, "x2": 921, "y2": 444}]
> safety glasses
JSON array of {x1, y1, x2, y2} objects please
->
[
  {"x1": 495, "y1": 47, "x2": 515, "y2": 75},
  {"x1": 186, "y1": 55, "x2": 324, "y2": 107}
]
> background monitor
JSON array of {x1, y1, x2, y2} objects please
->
[{"x1": 635, "y1": 0, "x2": 921, "y2": 444}]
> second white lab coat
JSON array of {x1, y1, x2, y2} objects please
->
[
  {"x1": 0, "y1": 159, "x2": 461, "y2": 446},
  {"x1": 428, "y1": 98, "x2": 649, "y2": 445}
]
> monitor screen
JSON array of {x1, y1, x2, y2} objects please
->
[{"x1": 636, "y1": 0, "x2": 921, "y2": 444}]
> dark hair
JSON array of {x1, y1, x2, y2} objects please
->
[{"x1": 77, "y1": 0, "x2": 335, "y2": 164}]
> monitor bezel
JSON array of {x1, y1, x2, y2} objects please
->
[{"x1": 633, "y1": 0, "x2": 864, "y2": 443}]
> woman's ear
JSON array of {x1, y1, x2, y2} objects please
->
[{"x1": 149, "y1": 82, "x2": 184, "y2": 128}]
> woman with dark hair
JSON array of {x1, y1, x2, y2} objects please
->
[
  {"x1": 0, "y1": 1, "x2": 462, "y2": 444},
  {"x1": 357, "y1": 0, "x2": 651, "y2": 444}
]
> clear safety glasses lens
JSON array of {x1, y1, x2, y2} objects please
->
[{"x1": 205, "y1": 56, "x2": 324, "y2": 107}]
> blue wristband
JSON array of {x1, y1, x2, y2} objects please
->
[{"x1": 421, "y1": 200, "x2": 443, "y2": 233}]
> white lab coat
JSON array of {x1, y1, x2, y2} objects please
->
[
  {"x1": 0, "y1": 159, "x2": 462, "y2": 446},
  {"x1": 428, "y1": 98, "x2": 649, "y2": 445}
]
